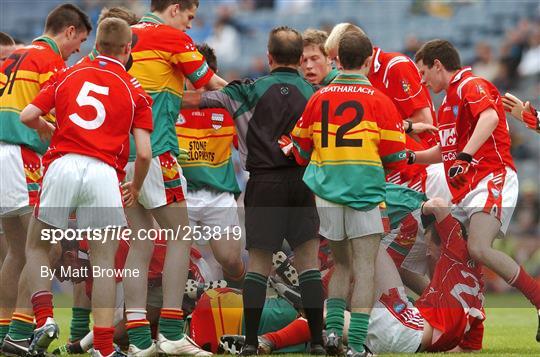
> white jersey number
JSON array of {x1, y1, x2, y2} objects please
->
[
  {"x1": 450, "y1": 270, "x2": 484, "y2": 311},
  {"x1": 69, "y1": 81, "x2": 110, "y2": 130}
]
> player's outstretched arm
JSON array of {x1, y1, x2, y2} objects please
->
[
  {"x1": 123, "y1": 128, "x2": 152, "y2": 207},
  {"x1": 502, "y1": 93, "x2": 540, "y2": 133},
  {"x1": 20, "y1": 104, "x2": 55, "y2": 142},
  {"x1": 182, "y1": 91, "x2": 203, "y2": 109},
  {"x1": 408, "y1": 144, "x2": 442, "y2": 165},
  {"x1": 204, "y1": 73, "x2": 228, "y2": 91}
]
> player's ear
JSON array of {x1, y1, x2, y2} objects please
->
[
  {"x1": 363, "y1": 55, "x2": 373, "y2": 70},
  {"x1": 65, "y1": 25, "x2": 76, "y2": 40},
  {"x1": 434, "y1": 59, "x2": 443, "y2": 72},
  {"x1": 335, "y1": 56, "x2": 343, "y2": 70},
  {"x1": 267, "y1": 52, "x2": 273, "y2": 67}
]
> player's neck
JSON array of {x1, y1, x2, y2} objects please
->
[
  {"x1": 40, "y1": 32, "x2": 63, "y2": 58},
  {"x1": 341, "y1": 68, "x2": 368, "y2": 76},
  {"x1": 269, "y1": 63, "x2": 298, "y2": 71}
]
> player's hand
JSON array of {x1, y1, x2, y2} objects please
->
[
  {"x1": 278, "y1": 135, "x2": 293, "y2": 157},
  {"x1": 522, "y1": 101, "x2": 540, "y2": 132},
  {"x1": 177, "y1": 148, "x2": 189, "y2": 164},
  {"x1": 502, "y1": 92, "x2": 525, "y2": 120},
  {"x1": 410, "y1": 122, "x2": 438, "y2": 134},
  {"x1": 121, "y1": 181, "x2": 140, "y2": 207},
  {"x1": 37, "y1": 120, "x2": 55, "y2": 142},
  {"x1": 448, "y1": 152, "x2": 472, "y2": 189}
]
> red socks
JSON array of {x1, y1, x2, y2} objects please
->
[
  {"x1": 510, "y1": 266, "x2": 540, "y2": 309},
  {"x1": 31, "y1": 291, "x2": 53, "y2": 328},
  {"x1": 263, "y1": 317, "x2": 311, "y2": 350},
  {"x1": 94, "y1": 326, "x2": 115, "y2": 357}
]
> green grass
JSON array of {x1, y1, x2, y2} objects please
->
[{"x1": 49, "y1": 293, "x2": 539, "y2": 356}]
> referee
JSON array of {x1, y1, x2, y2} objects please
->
[{"x1": 183, "y1": 26, "x2": 325, "y2": 355}]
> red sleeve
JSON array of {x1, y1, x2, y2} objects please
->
[
  {"x1": 377, "y1": 97, "x2": 407, "y2": 172},
  {"x1": 31, "y1": 72, "x2": 59, "y2": 114},
  {"x1": 434, "y1": 214, "x2": 469, "y2": 260},
  {"x1": 386, "y1": 60, "x2": 431, "y2": 118},
  {"x1": 171, "y1": 35, "x2": 215, "y2": 89},
  {"x1": 459, "y1": 318, "x2": 484, "y2": 351},
  {"x1": 132, "y1": 88, "x2": 153, "y2": 132},
  {"x1": 461, "y1": 79, "x2": 498, "y2": 119}
]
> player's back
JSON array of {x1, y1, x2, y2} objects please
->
[
  {"x1": 416, "y1": 215, "x2": 485, "y2": 352},
  {"x1": 0, "y1": 39, "x2": 65, "y2": 153},
  {"x1": 43, "y1": 56, "x2": 146, "y2": 176},
  {"x1": 299, "y1": 74, "x2": 406, "y2": 209}
]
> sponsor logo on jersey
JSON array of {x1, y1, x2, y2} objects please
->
[
  {"x1": 439, "y1": 127, "x2": 457, "y2": 147},
  {"x1": 211, "y1": 113, "x2": 224, "y2": 130},
  {"x1": 476, "y1": 84, "x2": 486, "y2": 96},
  {"x1": 452, "y1": 105, "x2": 459, "y2": 117},
  {"x1": 176, "y1": 113, "x2": 186, "y2": 125}
]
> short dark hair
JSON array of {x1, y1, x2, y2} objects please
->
[
  {"x1": 98, "y1": 7, "x2": 140, "y2": 26},
  {"x1": 151, "y1": 0, "x2": 199, "y2": 12},
  {"x1": 338, "y1": 31, "x2": 372, "y2": 70},
  {"x1": 0, "y1": 32, "x2": 15, "y2": 47},
  {"x1": 45, "y1": 4, "x2": 92, "y2": 35},
  {"x1": 197, "y1": 43, "x2": 217, "y2": 72},
  {"x1": 268, "y1": 26, "x2": 303, "y2": 66},
  {"x1": 414, "y1": 39, "x2": 461, "y2": 71}
]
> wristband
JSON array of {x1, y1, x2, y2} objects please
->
[{"x1": 405, "y1": 119, "x2": 413, "y2": 134}]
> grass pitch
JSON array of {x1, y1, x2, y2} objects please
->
[{"x1": 49, "y1": 293, "x2": 539, "y2": 356}]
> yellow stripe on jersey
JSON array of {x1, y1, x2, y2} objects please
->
[
  {"x1": 130, "y1": 50, "x2": 184, "y2": 95},
  {"x1": 171, "y1": 51, "x2": 204, "y2": 64},
  {"x1": 380, "y1": 129, "x2": 405, "y2": 143},
  {"x1": 310, "y1": 159, "x2": 383, "y2": 167}
]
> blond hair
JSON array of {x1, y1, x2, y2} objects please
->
[
  {"x1": 325, "y1": 23, "x2": 365, "y2": 56},
  {"x1": 96, "y1": 18, "x2": 132, "y2": 57},
  {"x1": 303, "y1": 29, "x2": 329, "y2": 56}
]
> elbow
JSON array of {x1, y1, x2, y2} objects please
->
[{"x1": 136, "y1": 149, "x2": 152, "y2": 163}]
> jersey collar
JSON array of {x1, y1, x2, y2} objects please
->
[
  {"x1": 450, "y1": 67, "x2": 472, "y2": 84},
  {"x1": 88, "y1": 47, "x2": 99, "y2": 61},
  {"x1": 140, "y1": 12, "x2": 165, "y2": 24},
  {"x1": 332, "y1": 73, "x2": 371, "y2": 86},
  {"x1": 96, "y1": 55, "x2": 125, "y2": 70},
  {"x1": 270, "y1": 67, "x2": 299, "y2": 74},
  {"x1": 321, "y1": 68, "x2": 339, "y2": 86},
  {"x1": 33, "y1": 36, "x2": 61, "y2": 56}
]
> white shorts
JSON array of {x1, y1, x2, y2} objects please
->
[
  {"x1": 0, "y1": 142, "x2": 42, "y2": 217},
  {"x1": 365, "y1": 287, "x2": 424, "y2": 354},
  {"x1": 424, "y1": 163, "x2": 452, "y2": 202},
  {"x1": 187, "y1": 188, "x2": 239, "y2": 245},
  {"x1": 382, "y1": 209, "x2": 428, "y2": 275},
  {"x1": 36, "y1": 154, "x2": 126, "y2": 229},
  {"x1": 125, "y1": 152, "x2": 185, "y2": 209},
  {"x1": 453, "y1": 167, "x2": 518, "y2": 235},
  {"x1": 315, "y1": 196, "x2": 385, "y2": 241}
]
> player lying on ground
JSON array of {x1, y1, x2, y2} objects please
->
[{"x1": 220, "y1": 197, "x2": 486, "y2": 354}]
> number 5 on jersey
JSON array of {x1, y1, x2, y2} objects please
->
[{"x1": 69, "y1": 81, "x2": 110, "y2": 130}]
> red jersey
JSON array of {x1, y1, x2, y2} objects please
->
[
  {"x1": 368, "y1": 47, "x2": 437, "y2": 185},
  {"x1": 437, "y1": 67, "x2": 515, "y2": 203},
  {"x1": 416, "y1": 215, "x2": 485, "y2": 352},
  {"x1": 31, "y1": 55, "x2": 153, "y2": 180}
]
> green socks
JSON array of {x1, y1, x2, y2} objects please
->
[
  {"x1": 325, "y1": 298, "x2": 346, "y2": 336},
  {"x1": 348, "y1": 312, "x2": 370, "y2": 353}
]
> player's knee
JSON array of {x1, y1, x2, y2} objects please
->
[
  {"x1": 467, "y1": 240, "x2": 486, "y2": 263},
  {"x1": 218, "y1": 252, "x2": 242, "y2": 271}
]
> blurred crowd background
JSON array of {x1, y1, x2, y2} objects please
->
[{"x1": 1, "y1": 0, "x2": 539, "y2": 292}]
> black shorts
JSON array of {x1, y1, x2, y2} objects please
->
[{"x1": 244, "y1": 168, "x2": 319, "y2": 252}]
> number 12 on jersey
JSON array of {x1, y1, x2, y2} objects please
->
[{"x1": 321, "y1": 100, "x2": 364, "y2": 148}]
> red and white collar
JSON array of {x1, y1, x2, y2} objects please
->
[
  {"x1": 96, "y1": 55, "x2": 125, "y2": 70},
  {"x1": 450, "y1": 67, "x2": 472, "y2": 84}
]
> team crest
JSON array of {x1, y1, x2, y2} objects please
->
[
  {"x1": 476, "y1": 84, "x2": 486, "y2": 96},
  {"x1": 211, "y1": 113, "x2": 224, "y2": 130},
  {"x1": 176, "y1": 113, "x2": 186, "y2": 125},
  {"x1": 452, "y1": 105, "x2": 459, "y2": 117},
  {"x1": 401, "y1": 80, "x2": 412, "y2": 95}
]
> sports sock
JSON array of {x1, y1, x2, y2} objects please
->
[
  {"x1": 93, "y1": 326, "x2": 115, "y2": 357},
  {"x1": 8, "y1": 313, "x2": 34, "y2": 340},
  {"x1": 31, "y1": 291, "x2": 53, "y2": 328},
  {"x1": 159, "y1": 308, "x2": 184, "y2": 341},
  {"x1": 263, "y1": 317, "x2": 310, "y2": 350},
  {"x1": 126, "y1": 309, "x2": 152, "y2": 349},
  {"x1": 347, "y1": 312, "x2": 369, "y2": 353},
  {"x1": 69, "y1": 307, "x2": 91, "y2": 342},
  {"x1": 509, "y1": 266, "x2": 540, "y2": 309},
  {"x1": 299, "y1": 269, "x2": 324, "y2": 345},
  {"x1": 325, "y1": 298, "x2": 346, "y2": 336},
  {"x1": 243, "y1": 272, "x2": 267, "y2": 346},
  {"x1": 0, "y1": 318, "x2": 10, "y2": 344}
]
